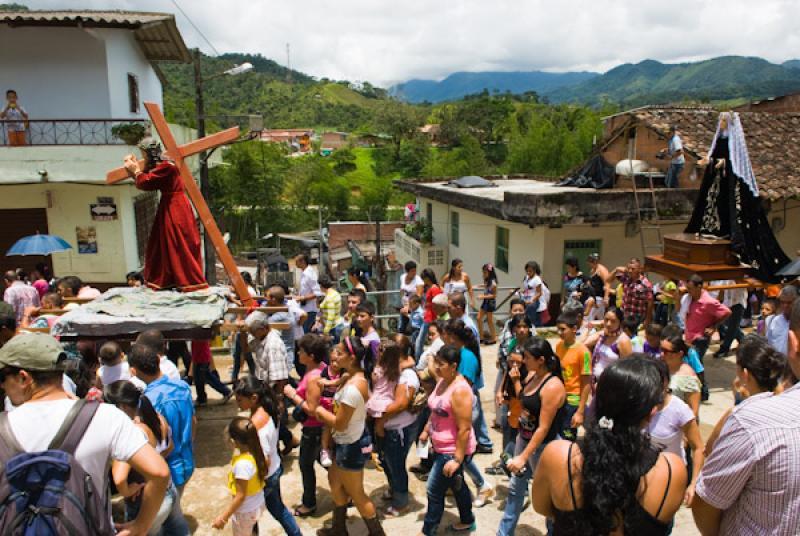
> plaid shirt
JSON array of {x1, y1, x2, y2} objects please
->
[
  {"x1": 319, "y1": 288, "x2": 342, "y2": 335},
  {"x1": 620, "y1": 273, "x2": 653, "y2": 320},
  {"x1": 696, "y1": 383, "x2": 800, "y2": 535},
  {"x1": 252, "y1": 329, "x2": 290, "y2": 385}
]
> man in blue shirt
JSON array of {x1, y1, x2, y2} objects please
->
[
  {"x1": 661, "y1": 125, "x2": 685, "y2": 188},
  {"x1": 129, "y1": 342, "x2": 193, "y2": 535}
]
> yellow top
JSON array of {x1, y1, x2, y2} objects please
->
[{"x1": 227, "y1": 452, "x2": 264, "y2": 497}]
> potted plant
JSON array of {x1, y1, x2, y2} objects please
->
[{"x1": 111, "y1": 122, "x2": 147, "y2": 145}]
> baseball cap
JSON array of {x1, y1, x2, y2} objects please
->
[{"x1": 0, "y1": 333, "x2": 68, "y2": 371}]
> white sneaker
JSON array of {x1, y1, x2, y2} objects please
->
[
  {"x1": 472, "y1": 482, "x2": 494, "y2": 507},
  {"x1": 320, "y1": 449, "x2": 333, "y2": 468}
]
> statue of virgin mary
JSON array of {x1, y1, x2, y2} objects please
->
[{"x1": 685, "y1": 112, "x2": 790, "y2": 282}]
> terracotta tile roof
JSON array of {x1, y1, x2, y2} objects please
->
[
  {"x1": 0, "y1": 10, "x2": 191, "y2": 62},
  {"x1": 621, "y1": 106, "x2": 800, "y2": 200}
]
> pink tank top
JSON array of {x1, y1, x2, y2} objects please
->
[
  {"x1": 427, "y1": 376, "x2": 476, "y2": 455},
  {"x1": 297, "y1": 363, "x2": 325, "y2": 428}
]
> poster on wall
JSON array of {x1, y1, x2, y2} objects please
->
[
  {"x1": 90, "y1": 203, "x2": 117, "y2": 221},
  {"x1": 76, "y1": 226, "x2": 98, "y2": 254}
]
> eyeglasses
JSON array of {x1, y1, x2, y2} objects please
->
[{"x1": 660, "y1": 347, "x2": 679, "y2": 354}]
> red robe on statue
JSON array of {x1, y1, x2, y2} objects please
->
[{"x1": 135, "y1": 161, "x2": 208, "y2": 291}]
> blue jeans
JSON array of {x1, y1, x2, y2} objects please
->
[
  {"x1": 718, "y1": 304, "x2": 744, "y2": 353},
  {"x1": 472, "y1": 387, "x2": 493, "y2": 450},
  {"x1": 423, "y1": 453, "x2": 476, "y2": 535},
  {"x1": 560, "y1": 401, "x2": 579, "y2": 441},
  {"x1": 264, "y1": 466, "x2": 301, "y2": 536},
  {"x1": 497, "y1": 440, "x2": 546, "y2": 536},
  {"x1": 665, "y1": 162, "x2": 684, "y2": 188},
  {"x1": 525, "y1": 304, "x2": 541, "y2": 327},
  {"x1": 379, "y1": 421, "x2": 417, "y2": 509},
  {"x1": 158, "y1": 484, "x2": 190, "y2": 536},
  {"x1": 303, "y1": 311, "x2": 317, "y2": 333},
  {"x1": 415, "y1": 322, "x2": 430, "y2": 360}
]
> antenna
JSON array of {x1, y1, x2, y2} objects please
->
[{"x1": 286, "y1": 43, "x2": 292, "y2": 84}]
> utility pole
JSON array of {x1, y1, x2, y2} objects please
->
[{"x1": 194, "y1": 49, "x2": 217, "y2": 285}]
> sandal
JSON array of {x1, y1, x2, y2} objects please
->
[
  {"x1": 448, "y1": 522, "x2": 476, "y2": 533},
  {"x1": 293, "y1": 505, "x2": 316, "y2": 517}
]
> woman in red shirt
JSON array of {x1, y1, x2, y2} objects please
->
[{"x1": 415, "y1": 268, "x2": 443, "y2": 360}]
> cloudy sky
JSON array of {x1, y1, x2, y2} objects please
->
[{"x1": 24, "y1": 0, "x2": 800, "y2": 86}]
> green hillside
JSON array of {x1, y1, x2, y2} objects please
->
[
  {"x1": 160, "y1": 52, "x2": 390, "y2": 132},
  {"x1": 549, "y1": 56, "x2": 800, "y2": 106}
]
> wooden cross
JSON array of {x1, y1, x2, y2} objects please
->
[{"x1": 106, "y1": 102, "x2": 254, "y2": 306}]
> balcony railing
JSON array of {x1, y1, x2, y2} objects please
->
[{"x1": 1, "y1": 119, "x2": 148, "y2": 146}]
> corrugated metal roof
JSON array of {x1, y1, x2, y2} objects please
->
[{"x1": 0, "y1": 10, "x2": 191, "y2": 63}]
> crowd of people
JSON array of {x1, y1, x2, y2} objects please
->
[{"x1": 1, "y1": 253, "x2": 799, "y2": 535}]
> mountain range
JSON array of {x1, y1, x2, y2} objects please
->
[{"x1": 391, "y1": 56, "x2": 800, "y2": 105}]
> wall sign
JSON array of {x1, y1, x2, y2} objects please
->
[
  {"x1": 76, "y1": 226, "x2": 98, "y2": 254},
  {"x1": 90, "y1": 203, "x2": 117, "y2": 221}
]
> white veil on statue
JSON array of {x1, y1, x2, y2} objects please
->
[{"x1": 706, "y1": 111, "x2": 759, "y2": 197}]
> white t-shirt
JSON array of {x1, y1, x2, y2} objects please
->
[
  {"x1": 6, "y1": 399, "x2": 148, "y2": 493},
  {"x1": 98, "y1": 361, "x2": 147, "y2": 391},
  {"x1": 418, "y1": 336, "x2": 445, "y2": 372},
  {"x1": 713, "y1": 280, "x2": 748, "y2": 309},
  {"x1": 231, "y1": 457, "x2": 266, "y2": 514},
  {"x1": 400, "y1": 273, "x2": 424, "y2": 304},
  {"x1": 287, "y1": 298, "x2": 306, "y2": 339},
  {"x1": 257, "y1": 417, "x2": 281, "y2": 478},
  {"x1": 385, "y1": 368, "x2": 421, "y2": 431},
  {"x1": 332, "y1": 383, "x2": 367, "y2": 444},
  {"x1": 522, "y1": 274, "x2": 549, "y2": 312},
  {"x1": 299, "y1": 266, "x2": 320, "y2": 313},
  {"x1": 159, "y1": 356, "x2": 181, "y2": 381},
  {"x1": 647, "y1": 395, "x2": 695, "y2": 463}
]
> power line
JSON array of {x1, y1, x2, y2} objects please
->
[{"x1": 168, "y1": 0, "x2": 220, "y2": 56}]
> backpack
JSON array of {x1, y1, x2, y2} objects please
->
[{"x1": 0, "y1": 400, "x2": 114, "y2": 536}]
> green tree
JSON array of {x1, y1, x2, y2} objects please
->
[
  {"x1": 373, "y1": 99, "x2": 424, "y2": 159},
  {"x1": 331, "y1": 148, "x2": 357, "y2": 175},
  {"x1": 396, "y1": 135, "x2": 431, "y2": 177},
  {"x1": 0, "y1": 3, "x2": 28, "y2": 11}
]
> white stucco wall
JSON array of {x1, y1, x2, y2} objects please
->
[
  {"x1": 418, "y1": 195, "x2": 690, "y2": 298},
  {"x1": 769, "y1": 198, "x2": 800, "y2": 260},
  {"x1": 96, "y1": 29, "x2": 163, "y2": 118},
  {"x1": 0, "y1": 25, "x2": 162, "y2": 121},
  {"x1": 0, "y1": 182, "x2": 140, "y2": 282},
  {"x1": 0, "y1": 26, "x2": 111, "y2": 119}
]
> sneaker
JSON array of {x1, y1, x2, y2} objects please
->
[
  {"x1": 472, "y1": 483, "x2": 494, "y2": 508},
  {"x1": 320, "y1": 449, "x2": 333, "y2": 468},
  {"x1": 475, "y1": 444, "x2": 493, "y2": 454}
]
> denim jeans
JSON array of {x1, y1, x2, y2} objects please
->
[
  {"x1": 298, "y1": 426, "x2": 323, "y2": 508},
  {"x1": 194, "y1": 363, "x2": 230, "y2": 403},
  {"x1": 264, "y1": 466, "x2": 302, "y2": 536},
  {"x1": 463, "y1": 457, "x2": 485, "y2": 491},
  {"x1": 230, "y1": 334, "x2": 255, "y2": 382},
  {"x1": 525, "y1": 304, "x2": 541, "y2": 328},
  {"x1": 379, "y1": 421, "x2": 417, "y2": 509},
  {"x1": 718, "y1": 304, "x2": 745, "y2": 353},
  {"x1": 303, "y1": 311, "x2": 317, "y2": 333},
  {"x1": 158, "y1": 483, "x2": 191, "y2": 536},
  {"x1": 415, "y1": 322, "x2": 430, "y2": 360},
  {"x1": 472, "y1": 386, "x2": 493, "y2": 450},
  {"x1": 665, "y1": 162, "x2": 684, "y2": 188},
  {"x1": 559, "y1": 401, "x2": 579, "y2": 441},
  {"x1": 126, "y1": 482, "x2": 182, "y2": 536},
  {"x1": 497, "y1": 440, "x2": 546, "y2": 536},
  {"x1": 422, "y1": 453, "x2": 475, "y2": 535}
]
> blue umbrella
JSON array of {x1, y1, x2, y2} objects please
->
[{"x1": 6, "y1": 234, "x2": 72, "y2": 256}]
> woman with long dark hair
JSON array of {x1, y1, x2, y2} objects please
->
[
  {"x1": 104, "y1": 380, "x2": 179, "y2": 535},
  {"x1": 416, "y1": 344, "x2": 477, "y2": 535},
  {"x1": 442, "y1": 259, "x2": 474, "y2": 310},
  {"x1": 477, "y1": 263, "x2": 499, "y2": 345},
  {"x1": 498, "y1": 337, "x2": 566, "y2": 536},
  {"x1": 585, "y1": 307, "x2": 633, "y2": 399},
  {"x1": 235, "y1": 376, "x2": 301, "y2": 536},
  {"x1": 314, "y1": 336, "x2": 384, "y2": 535},
  {"x1": 532, "y1": 356, "x2": 687, "y2": 535},
  {"x1": 283, "y1": 333, "x2": 329, "y2": 517},
  {"x1": 415, "y1": 268, "x2": 444, "y2": 359},
  {"x1": 348, "y1": 267, "x2": 369, "y2": 292}
]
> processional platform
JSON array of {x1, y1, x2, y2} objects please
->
[{"x1": 645, "y1": 233, "x2": 752, "y2": 281}]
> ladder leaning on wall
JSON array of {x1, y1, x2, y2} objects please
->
[{"x1": 627, "y1": 136, "x2": 664, "y2": 258}]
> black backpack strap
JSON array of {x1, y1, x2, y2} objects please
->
[
  {"x1": 48, "y1": 400, "x2": 100, "y2": 454},
  {"x1": 0, "y1": 412, "x2": 24, "y2": 460}
]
